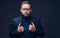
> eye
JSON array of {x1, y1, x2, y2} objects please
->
[{"x1": 22, "y1": 8, "x2": 30, "y2": 10}]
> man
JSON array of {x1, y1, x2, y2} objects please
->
[{"x1": 9, "y1": 1, "x2": 45, "y2": 38}]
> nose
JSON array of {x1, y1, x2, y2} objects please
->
[
  {"x1": 25, "y1": 10, "x2": 28, "y2": 12},
  {"x1": 25, "y1": 10, "x2": 28, "y2": 11}
]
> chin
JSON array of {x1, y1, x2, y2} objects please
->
[
  {"x1": 24, "y1": 14, "x2": 29, "y2": 16},
  {"x1": 24, "y1": 15, "x2": 28, "y2": 17}
]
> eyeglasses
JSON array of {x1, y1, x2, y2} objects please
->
[{"x1": 22, "y1": 8, "x2": 30, "y2": 10}]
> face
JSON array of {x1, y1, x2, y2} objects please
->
[{"x1": 20, "y1": 4, "x2": 32, "y2": 16}]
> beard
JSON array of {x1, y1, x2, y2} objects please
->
[
  {"x1": 22, "y1": 13, "x2": 32, "y2": 21},
  {"x1": 24, "y1": 14, "x2": 30, "y2": 16},
  {"x1": 22, "y1": 12, "x2": 31, "y2": 17}
]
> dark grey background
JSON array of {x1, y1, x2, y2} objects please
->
[{"x1": 0, "y1": 0, "x2": 59, "y2": 38}]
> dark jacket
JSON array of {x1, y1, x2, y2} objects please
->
[{"x1": 9, "y1": 15, "x2": 45, "y2": 38}]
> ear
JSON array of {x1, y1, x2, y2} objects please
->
[
  {"x1": 20, "y1": 8, "x2": 22, "y2": 12},
  {"x1": 30, "y1": 9, "x2": 32, "y2": 12}
]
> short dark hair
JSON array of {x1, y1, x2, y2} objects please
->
[
  {"x1": 21, "y1": 1, "x2": 32, "y2": 8},
  {"x1": 21, "y1": 1, "x2": 30, "y2": 5}
]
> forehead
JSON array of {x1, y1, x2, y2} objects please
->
[{"x1": 21, "y1": 4, "x2": 30, "y2": 8}]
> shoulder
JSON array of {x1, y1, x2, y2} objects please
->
[
  {"x1": 11, "y1": 16, "x2": 22, "y2": 22},
  {"x1": 31, "y1": 16, "x2": 41, "y2": 24},
  {"x1": 32, "y1": 16, "x2": 40, "y2": 21}
]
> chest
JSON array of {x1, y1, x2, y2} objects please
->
[
  {"x1": 22, "y1": 21, "x2": 31, "y2": 29},
  {"x1": 16, "y1": 17, "x2": 39, "y2": 29}
]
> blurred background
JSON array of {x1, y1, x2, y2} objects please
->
[{"x1": 0, "y1": 0, "x2": 60, "y2": 38}]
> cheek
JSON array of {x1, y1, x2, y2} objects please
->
[
  {"x1": 28, "y1": 10, "x2": 31, "y2": 14},
  {"x1": 21, "y1": 11, "x2": 25, "y2": 14}
]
